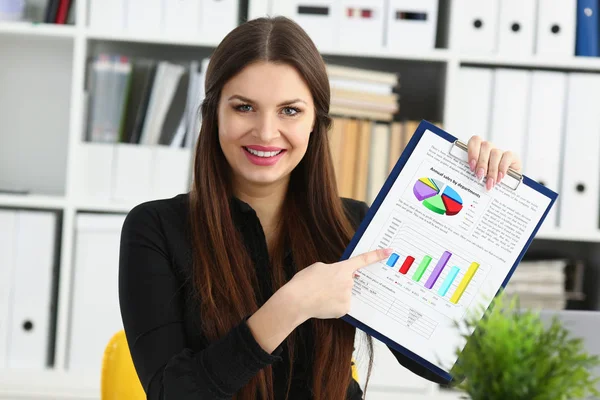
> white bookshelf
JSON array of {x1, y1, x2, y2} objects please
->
[{"x1": 0, "y1": 1, "x2": 599, "y2": 399}]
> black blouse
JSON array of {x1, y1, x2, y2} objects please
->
[{"x1": 118, "y1": 193, "x2": 439, "y2": 399}]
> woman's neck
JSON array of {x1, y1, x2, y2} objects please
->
[{"x1": 233, "y1": 178, "x2": 288, "y2": 248}]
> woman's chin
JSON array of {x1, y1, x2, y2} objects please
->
[{"x1": 237, "y1": 170, "x2": 290, "y2": 188}]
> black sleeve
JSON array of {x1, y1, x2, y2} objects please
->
[
  {"x1": 118, "y1": 203, "x2": 284, "y2": 400},
  {"x1": 353, "y1": 200, "x2": 450, "y2": 386}
]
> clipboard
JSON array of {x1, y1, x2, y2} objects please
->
[{"x1": 339, "y1": 120, "x2": 558, "y2": 384}]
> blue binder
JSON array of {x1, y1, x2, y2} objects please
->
[
  {"x1": 576, "y1": 0, "x2": 600, "y2": 56},
  {"x1": 339, "y1": 120, "x2": 558, "y2": 384}
]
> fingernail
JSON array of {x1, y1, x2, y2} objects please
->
[
  {"x1": 384, "y1": 248, "x2": 393, "y2": 256},
  {"x1": 469, "y1": 159, "x2": 476, "y2": 171},
  {"x1": 476, "y1": 168, "x2": 485, "y2": 182},
  {"x1": 497, "y1": 171, "x2": 504, "y2": 184},
  {"x1": 486, "y1": 178, "x2": 495, "y2": 191}
]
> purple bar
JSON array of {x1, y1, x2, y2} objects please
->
[{"x1": 424, "y1": 251, "x2": 452, "y2": 289}]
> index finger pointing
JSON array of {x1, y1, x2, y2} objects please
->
[{"x1": 339, "y1": 248, "x2": 393, "y2": 272}]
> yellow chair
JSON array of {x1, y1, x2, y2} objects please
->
[
  {"x1": 101, "y1": 330, "x2": 146, "y2": 400},
  {"x1": 351, "y1": 358, "x2": 359, "y2": 382},
  {"x1": 100, "y1": 329, "x2": 359, "y2": 398}
]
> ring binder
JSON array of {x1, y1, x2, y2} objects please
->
[{"x1": 449, "y1": 140, "x2": 523, "y2": 190}]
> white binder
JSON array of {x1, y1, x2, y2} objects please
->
[
  {"x1": 524, "y1": 71, "x2": 567, "y2": 229},
  {"x1": 497, "y1": 0, "x2": 537, "y2": 56},
  {"x1": 164, "y1": 0, "x2": 202, "y2": 37},
  {"x1": 455, "y1": 67, "x2": 493, "y2": 142},
  {"x1": 88, "y1": 0, "x2": 125, "y2": 31},
  {"x1": 126, "y1": 0, "x2": 164, "y2": 34},
  {"x1": 0, "y1": 210, "x2": 17, "y2": 367},
  {"x1": 489, "y1": 68, "x2": 531, "y2": 161},
  {"x1": 535, "y1": 0, "x2": 577, "y2": 56},
  {"x1": 68, "y1": 214, "x2": 126, "y2": 374},
  {"x1": 111, "y1": 143, "x2": 153, "y2": 202},
  {"x1": 338, "y1": 0, "x2": 385, "y2": 52},
  {"x1": 200, "y1": 0, "x2": 240, "y2": 45},
  {"x1": 7, "y1": 211, "x2": 57, "y2": 369},
  {"x1": 151, "y1": 147, "x2": 192, "y2": 200},
  {"x1": 248, "y1": 0, "x2": 274, "y2": 20},
  {"x1": 559, "y1": 73, "x2": 600, "y2": 231},
  {"x1": 272, "y1": 1, "x2": 340, "y2": 50},
  {"x1": 74, "y1": 142, "x2": 114, "y2": 202},
  {"x1": 385, "y1": 0, "x2": 438, "y2": 51},
  {"x1": 450, "y1": 0, "x2": 499, "y2": 53}
]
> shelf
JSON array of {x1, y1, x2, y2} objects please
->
[
  {"x1": 85, "y1": 29, "x2": 219, "y2": 48},
  {"x1": 534, "y1": 229, "x2": 600, "y2": 243},
  {"x1": 458, "y1": 53, "x2": 600, "y2": 72},
  {"x1": 0, "y1": 22, "x2": 75, "y2": 38},
  {"x1": 0, "y1": 369, "x2": 97, "y2": 400},
  {"x1": 74, "y1": 200, "x2": 140, "y2": 214},
  {"x1": 0, "y1": 194, "x2": 66, "y2": 210},
  {"x1": 321, "y1": 47, "x2": 450, "y2": 63}
]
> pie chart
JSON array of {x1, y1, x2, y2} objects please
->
[{"x1": 413, "y1": 178, "x2": 463, "y2": 216}]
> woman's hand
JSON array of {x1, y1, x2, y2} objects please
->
[
  {"x1": 288, "y1": 248, "x2": 392, "y2": 321},
  {"x1": 467, "y1": 136, "x2": 522, "y2": 191}
]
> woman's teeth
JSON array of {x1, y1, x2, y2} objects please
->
[{"x1": 245, "y1": 147, "x2": 283, "y2": 158}]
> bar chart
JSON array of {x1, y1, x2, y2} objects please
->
[{"x1": 371, "y1": 213, "x2": 486, "y2": 318}]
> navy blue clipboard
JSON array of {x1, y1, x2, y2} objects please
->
[{"x1": 339, "y1": 119, "x2": 559, "y2": 384}]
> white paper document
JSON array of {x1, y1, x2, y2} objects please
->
[{"x1": 346, "y1": 127, "x2": 553, "y2": 374}]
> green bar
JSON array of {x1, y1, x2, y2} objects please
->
[{"x1": 412, "y1": 256, "x2": 432, "y2": 282}]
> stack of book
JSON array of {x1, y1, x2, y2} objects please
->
[
  {"x1": 504, "y1": 259, "x2": 568, "y2": 310},
  {"x1": 329, "y1": 119, "x2": 441, "y2": 204},
  {"x1": 84, "y1": 54, "x2": 210, "y2": 150},
  {"x1": 327, "y1": 64, "x2": 399, "y2": 122}
]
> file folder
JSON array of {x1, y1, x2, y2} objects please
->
[
  {"x1": 385, "y1": 0, "x2": 438, "y2": 51},
  {"x1": 536, "y1": 0, "x2": 577, "y2": 56},
  {"x1": 0, "y1": 210, "x2": 17, "y2": 367},
  {"x1": 497, "y1": 0, "x2": 537, "y2": 56},
  {"x1": 248, "y1": 0, "x2": 273, "y2": 20},
  {"x1": 338, "y1": 0, "x2": 385, "y2": 51},
  {"x1": 126, "y1": 0, "x2": 164, "y2": 34},
  {"x1": 450, "y1": 0, "x2": 499, "y2": 53},
  {"x1": 200, "y1": 0, "x2": 240, "y2": 44},
  {"x1": 454, "y1": 67, "x2": 493, "y2": 142},
  {"x1": 164, "y1": 0, "x2": 202, "y2": 36},
  {"x1": 559, "y1": 73, "x2": 600, "y2": 230},
  {"x1": 88, "y1": 0, "x2": 125, "y2": 31},
  {"x1": 489, "y1": 68, "x2": 531, "y2": 161},
  {"x1": 576, "y1": 0, "x2": 600, "y2": 56},
  {"x1": 272, "y1": 1, "x2": 339, "y2": 50},
  {"x1": 68, "y1": 214, "x2": 126, "y2": 375},
  {"x1": 7, "y1": 211, "x2": 58, "y2": 369},
  {"x1": 524, "y1": 71, "x2": 567, "y2": 229}
]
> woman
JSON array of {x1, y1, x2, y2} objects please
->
[{"x1": 118, "y1": 16, "x2": 521, "y2": 400}]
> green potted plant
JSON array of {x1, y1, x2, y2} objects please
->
[{"x1": 449, "y1": 292, "x2": 600, "y2": 400}]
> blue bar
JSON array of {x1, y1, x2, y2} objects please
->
[
  {"x1": 386, "y1": 253, "x2": 400, "y2": 267},
  {"x1": 438, "y1": 266, "x2": 460, "y2": 297}
]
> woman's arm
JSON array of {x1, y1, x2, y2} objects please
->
[{"x1": 118, "y1": 203, "x2": 301, "y2": 399}]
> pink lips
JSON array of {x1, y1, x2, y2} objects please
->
[{"x1": 242, "y1": 145, "x2": 286, "y2": 166}]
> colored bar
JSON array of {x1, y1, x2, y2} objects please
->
[
  {"x1": 438, "y1": 266, "x2": 460, "y2": 297},
  {"x1": 399, "y1": 256, "x2": 415, "y2": 274},
  {"x1": 425, "y1": 251, "x2": 452, "y2": 289},
  {"x1": 412, "y1": 256, "x2": 432, "y2": 282},
  {"x1": 450, "y1": 262, "x2": 480, "y2": 304},
  {"x1": 386, "y1": 253, "x2": 400, "y2": 267}
]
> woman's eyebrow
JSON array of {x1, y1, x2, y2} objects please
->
[{"x1": 227, "y1": 94, "x2": 307, "y2": 106}]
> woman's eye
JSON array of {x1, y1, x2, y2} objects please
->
[
  {"x1": 282, "y1": 107, "x2": 300, "y2": 116},
  {"x1": 235, "y1": 104, "x2": 253, "y2": 112}
]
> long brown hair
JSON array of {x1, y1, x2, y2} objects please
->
[{"x1": 189, "y1": 16, "x2": 374, "y2": 399}]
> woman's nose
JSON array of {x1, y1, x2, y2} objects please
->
[{"x1": 255, "y1": 113, "x2": 279, "y2": 142}]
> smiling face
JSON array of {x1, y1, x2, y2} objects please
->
[{"x1": 217, "y1": 61, "x2": 316, "y2": 192}]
